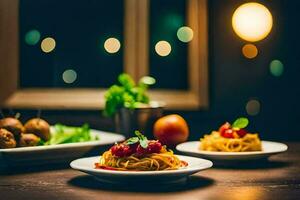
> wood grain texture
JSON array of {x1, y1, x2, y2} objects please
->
[
  {"x1": 3, "y1": 88, "x2": 201, "y2": 110},
  {"x1": 124, "y1": 0, "x2": 138, "y2": 80},
  {"x1": 136, "y1": 0, "x2": 149, "y2": 78},
  {"x1": 0, "y1": 142, "x2": 299, "y2": 200},
  {"x1": 0, "y1": 0, "x2": 18, "y2": 105},
  {"x1": 197, "y1": 0, "x2": 209, "y2": 108}
]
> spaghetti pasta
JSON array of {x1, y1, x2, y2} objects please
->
[
  {"x1": 199, "y1": 118, "x2": 262, "y2": 152},
  {"x1": 95, "y1": 130, "x2": 187, "y2": 171},
  {"x1": 200, "y1": 131, "x2": 262, "y2": 152},
  {"x1": 97, "y1": 146, "x2": 185, "y2": 171}
]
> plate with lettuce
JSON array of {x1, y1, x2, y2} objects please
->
[{"x1": 0, "y1": 124, "x2": 125, "y2": 169}]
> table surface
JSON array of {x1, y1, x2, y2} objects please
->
[{"x1": 0, "y1": 142, "x2": 299, "y2": 200}]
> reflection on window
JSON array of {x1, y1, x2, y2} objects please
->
[
  {"x1": 19, "y1": 0, "x2": 124, "y2": 88},
  {"x1": 149, "y1": 0, "x2": 189, "y2": 90}
]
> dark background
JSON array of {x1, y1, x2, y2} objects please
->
[
  {"x1": 6, "y1": 0, "x2": 300, "y2": 141},
  {"x1": 19, "y1": 0, "x2": 124, "y2": 88}
]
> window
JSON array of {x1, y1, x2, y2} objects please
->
[
  {"x1": 0, "y1": 0, "x2": 208, "y2": 110},
  {"x1": 150, "y1": 0, "x2": 188, "y2": 90},
  {"x1": 20, "y1": 0, "x2": 124, "y2": 88}
]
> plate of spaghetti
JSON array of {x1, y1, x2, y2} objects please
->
[
  {"x1": 176, "y1": 117, "x2": 288, "y2": 161},
  {"x1": 70, "y1": 131, "x2": 212, "y2": 184}
]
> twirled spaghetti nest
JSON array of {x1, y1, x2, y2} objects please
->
[
  {"x1": 200, "y1": 131, "x2": 262, "y2": 152},
  {"x1": 97, "y1": 147, "x2": 186, "y2": 171}
]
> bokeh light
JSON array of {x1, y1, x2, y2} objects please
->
[
  {"x1": 41, "y1": 37, "x2": 56, "y2": 53},
  {"x1": 25, "y1": 30, "x2": 41, "y2": 45},
  {"x1": 104, "y1": 37, "x2": 121, "y2": 53},
  {"x1": 242, "y1": 44, "x2": 258, "y2": 59},
  {"x1": 62, "y1": 69, "x2": 77, "y2": 84},
  {"x1": 177, "y1": 26, "x2": 194, "y2": 43},
  {"x1": 246, "y1": 99, "x2": 261, "y2": 116},
  {"x1": 155, "y1": 41, "x2": 171, "y2": 56},
  {"x1": 270, "y1": 60, "x2": 284, "y2": 77},
  {"x1": 232, "y1": 2, "x2": 273, "y2": 42},
  {"x1": 140, "y1": 76, "x2": 156, "y2": 85}
]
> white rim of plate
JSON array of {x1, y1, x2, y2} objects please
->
[
  {"x1": 176, "y1": 141, "x2": 288, "y2": 155},
  {"x1": 70, "y1": 155, "x2": 213, "y2": 175},
  {"x1": 0, "y1": 129, "x2": 125, "y2": 152}
]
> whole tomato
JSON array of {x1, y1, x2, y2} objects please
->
[{"x1": 153, "y1": 114, "x2": 189, "y2": 146}]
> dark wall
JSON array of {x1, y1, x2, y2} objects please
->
[
  {"x1": 182, "y1": 0, "x2": 300, "y2": 141},
  {"x1": 4, "y1": 0, "x2": 300, "y2": 141},
  {"x1": 202, "y1": 0, "x2": 300, "y2": 141}
]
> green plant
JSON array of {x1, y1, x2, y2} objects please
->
[{"x1": 103, "y1": 73, "x2": 156, "y2": 116}]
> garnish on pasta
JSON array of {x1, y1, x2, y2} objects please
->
[
  {"x1": 95, "y1": 131, "x2": 188, "y2": 171},
  {"x1": 200, "y1": 117, "x2": 262, "y2": 152}
]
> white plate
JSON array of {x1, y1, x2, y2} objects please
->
[
  {"x1": 0, "y1": 129, "x2": 125, "y2": 169},
  {"x1": 70, "y1": 155, "x2": 213, "y2": 184},
  {"x1": 176, "y1": 141, "x2": 288, "y2": 161}
]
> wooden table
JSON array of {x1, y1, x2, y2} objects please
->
[{"x1": 0, "y1": 142, "x2": 299, "y2": 200}]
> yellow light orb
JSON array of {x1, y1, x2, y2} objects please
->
[
  {"x1": 155, "y1": 41, "x2": 171, "y2": 56},
  {"x1": 104, "y1": 38, "x2": 121, "y2": 53},
  {"x1": 232, "y1": 2, "x2": 273, "y2": 42},
  {"x1": 242, "y1": 44, "x2": 258, "y2": 59},
  {"x1": 41, "y1": 37, "x2": 56, "y2": 53}
]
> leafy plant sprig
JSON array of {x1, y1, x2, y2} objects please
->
[
  {"x1": 232, "y1": 117, "x2": 249, "y2": 129},
  {"x1": 125, "y1": 130, "x2": 149, "y2": 148},
  {"x1": 103, "y1": 73, "x2": 156, "y2": 116}
]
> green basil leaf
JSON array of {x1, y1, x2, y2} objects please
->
[
  {"x1": 126, "y1": 137, "x2": 139, "y2": 145},
  {"x1": 139, "y1": 137, "x2": 148, "y2": 148},
  {"x1": 134, "y1": 130, "x2": 143, "y2": 138},
  {"x1": 134, "y1": 130, "x2": 148, "y2": 148},
  {"x1": 232, "y1": 117, "x2": 249, "y2": 129}
]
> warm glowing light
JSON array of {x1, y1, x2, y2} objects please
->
[
  {"x1": 25, "y1": 30, "x2": 41, "y2": 45},
  {"x1": 246, "y1": 99, "x2": 261, "y2": 116},
  {"x1": 155, "y1": 41, "x2": 171, "y2": 56},
  {"x1": 242, "y1": 44, "x2": 258, "y2": 59},
  {"x1": 177, "y1": 26, "x2": 194, "y2": 43},
  {"x1": 232, "y1": 2, "x2": 273, "y2": 42},
  {"x1": 62, "y1": 69, "x2": 77, "y2": 84},
  {"x1": 230, "y1": 187, "x2": 263, "y2": 200},
  {"x1": 104, "y1": 38, "x2": 121, "y2": 53},
  {"x1": 41, "y1": 37, "x2": 56, "y2": 53},
  {"x1": 270, "y1": 60, "x2": 284, "y2": 77}
]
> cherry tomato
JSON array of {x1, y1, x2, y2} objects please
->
[
  {"x1": 236, "y1": 128, "x2": 247, "y2": 137},
  {"x1": 219, "y1": 122, "x2": 231, "y2": 135},
  {"x1": 136, "y1": 140, "x2": 162, "y2": 155},
  {"x1": 221, "y1": 128, "x2": 234, "y2": 138},
  {"x1": 147, "y1": 141, "x2": 162, "y2": 153},
  {"x1": 110, "y1": 144, "x2": 133, "y2": 157}
]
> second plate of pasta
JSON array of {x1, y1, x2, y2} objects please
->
[{"x1": 176, "y1": 141, "x2": 288, "y2": 161}]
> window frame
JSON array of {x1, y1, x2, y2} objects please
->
[{"x1": 0, "y1": 0, "x2": 208, "y2": 110}]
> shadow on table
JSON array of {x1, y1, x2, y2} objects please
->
[
  {"x1": 212, "y1": 158, "x2": 292, "y2": 169},
  {"x1": 68, "y1": 175, "x2": 214, "y2": 193},
  {"x1": 0, "y1": 163, "x2": 70, "y2": 175}
]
